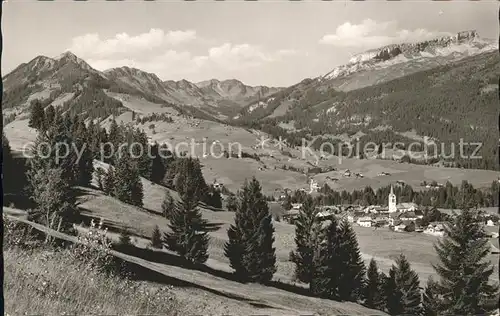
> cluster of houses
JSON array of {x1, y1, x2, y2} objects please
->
[{"x1": 282, "y1": 185, "x2": 498, "y2": 237}]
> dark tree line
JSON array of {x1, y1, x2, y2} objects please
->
[{"x1": 281, "y1": 180, "x2": 499, "y2": 209}]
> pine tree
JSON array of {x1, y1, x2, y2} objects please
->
[
  {"x1": 337, "y1": 220, "x2": 366, "y2": 301},
  {"x1": 28, "y1": 99, "x2": 45, "y2": 131},
  {"x1": 44, "y1": 105, "x2": 56, "y2": 128},
  {"x1": 27, "y1": 166, "x2": 79, "y2": 234},
  {"x1": 150, "y1": 225, "x2": 162, "y2": 249},
  {"x1": 364, "y1": 258, "x2": 385, "y2": 310},
  {"x1": 383, "y1": 254, "x2": 422, "y2": 315},
  {"x1": 224, "y1": 177, "x2": 277, "y2": 283},
  {"x1": 3, "y1": 132, "x2": 15, "y2": 198},
  {"x1": 74, "y1": 139, "x2": 94, "y2": 187},
  {"x1": 131, "y1": 128, "x2": 151, "y2": 179},
  {"x1": 209, "y1": 189, "x2": 223, "y2": 208},
  {"x1": 161, "y1": 191, "x2": 175, "y2": 220},
  {"x1": 289, "y1": 195, "x2": 320, "y2": 283},
  {"x1": 95, "y1": 167, "x2": 105, "y2": 191},
  {"x1": 173, "y1": 157, "x2": 209, "y2": 203},
  {"x1": 225, "y1": 194, "x2": 238, "y2": 212},
  {"x1": 432, "y1": 208, "x2": 498, "y2": 315},
  {"x1": 113, "y1": 152, "x2": 144, "y2": 207},
  {"x1": 108, "y1": 119, "x2": 122, "y2": 163},
  {"x1": 119, "y1": 229, "x2": 132, "y2": 246},
  {"x1": 29, "y1": 116, "x2": 78, "y2": 186},
  {"x1": 422, "y1": 276, "x2": 440, "y2": 316},
  {"x1": 282, "y1": 193, "x2": 292, "y2": 210},
  {"x1": 163, "y1": 189, "x2": 209, "y2": 264},
  {"x1": 150, "y1": 143, "x2": 166, "y2": 184},
  {"x1": 310, "y1": 219, "x2": 341, "y2": 299},
  {"x1": 103, "y1": 167, "x2": 116, "y2": 195}
]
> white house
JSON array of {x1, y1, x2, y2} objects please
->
[
  {"x1": 486, "y1": 219, "x2": 495, "y2": 227},
  {"x1": 399, "y1": 211, "x2": 418, "y2": 222},
  {"x1": 396, "y1": 202, "x2": 418, "y2": 212},
  {"x1": 212, "y1": 180, "x2": 224, "y2": 191},
  {"x1": 357, "y1": 216, "x2": 372, "y2": 228},
  {"x1": 424, "y1": 222, "x2": 446, "y2": 237},
  {"x1": 394, "y1": 223, "x2": 407, "y2": 232},
  {"x1": 309, "y1": 179, "x2": 321, "y2": 193},
  {"x1": 316, "y1": 210, "x2": 335, "y2": 221}
]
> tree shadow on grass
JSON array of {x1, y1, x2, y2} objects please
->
[
  {"x1": 113, "y1": 242, "x2": 329, "y2": 303},
  {"x1": 113, "y1": 247, "x2": 278, "y2": 309}
]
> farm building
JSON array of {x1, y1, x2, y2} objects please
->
[{"x1": 357, "y1": 216, "x2": 372, "y2": 228}]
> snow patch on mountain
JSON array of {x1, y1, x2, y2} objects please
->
[{"x1": 323, "y1": 30, "x2": 497, "y2": 81}]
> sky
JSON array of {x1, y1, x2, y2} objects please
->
[{"x1": 2, "y1": 1, "x2": 498, "y2": 87}]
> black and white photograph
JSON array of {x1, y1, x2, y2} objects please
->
[{"x1": 2, "y1": 1, "x2": 499, "y2": 315}]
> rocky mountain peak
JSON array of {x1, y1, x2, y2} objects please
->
[
  {"x1": 323, "y1": 30, "x2": 495, "y2": 81},
  {"x1": 106, "y1": 66, "x2": 162, "y2": 82},
  {"x1": 54, "y1": 51, "x2": 95, "y2": 72}
]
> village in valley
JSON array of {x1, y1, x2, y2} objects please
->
[
  {"x1": 279, "y1": 178, "x2": 499, "y2": 243},
  {"x1": 3, "y1": 3, "x2": 500, "y2": 316}
]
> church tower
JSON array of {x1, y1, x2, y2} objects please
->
[{"x1": 388, "y1": 185, "x2": 397, "y2": 213}]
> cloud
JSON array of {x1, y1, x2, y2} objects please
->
[
  {"x1": 319, "y1": 19, "x2": 452, "y2": 49},
  {"x1": 68, "y1": 29, "x2": 197, "y2": 59},
  {"x1": 86, "y1": 42, "x2": 297, "y2": 80},
  {"x1": 206, "y1": 43, "x2": 296, "y2": 71}
]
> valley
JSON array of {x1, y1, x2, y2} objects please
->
[{"x1": 3, "y1": 25, "x2": 499, "y2": 316}]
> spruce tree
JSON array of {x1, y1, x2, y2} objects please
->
[
  {"x1": 74, "y1": 140, "x2": 94, "y2": 187},
  {"x1": 113, "y1": 152, "x2": 144, "y2": 207},
  {"x1": 131, "y1": 128, "x2": 151, "y2": 179},
  {"x1": 150, "y1": 225, "x2": 162, "y2": 249},
  {"x1": 119, "y1": 229, "x2": 132, "y2": 246},
  {"x1": 289, "y1": 195, "x2": 320, "y2": 283},
  {"x1": 173, "y1": 157, "x2": 209, "y2": 203},
  {"x1": 282, "y1": 193, "x2": 292, "y2": 210},
  {"x1": 29, "y1": 116, "x2": 78, "y2": 186},
  {"x1": 364, "y1": 258, "x2": 385, "y2": 310},
  {"x1": 103, "y1": 167, "x2": 116, "y2": 195},
  {"x1": 163, "y1": 187, "x2": 209, "y2": 264},
  {"x1": 28, "y1": 99, "x2": 45, "y2": 131},
  {"x1": 44, "y1": 105, "x2": 56, "y2": 128},
  {"x1": 422, "y1": 276, "x2": 440, "y2": 316},
  {"x1": 3, "y1": 132, "x2": 15, "y2": 200},
  {"x1": 161, "y1": 191, "x2": 175, "y2": 220},
  {"x1": 209, "y1": 189, "x2": 223, "y2": 208},
  {"x1": 383, "y1": 254, "x2": 422, "y2": 315},
  {"x1": 432, "y1": 208, "x2": 498, "y2": 315},
  {"x1": 108, "y1": 119, "x2": 122, "y2": 152},
  {"x1": 27, "y1": 166, "x2": 79, "y2": 234},
  {"x1": 225, "y1": 194, "x2": 238, "y2": 212},
  {"x1": 150, "y1": 143, "x2": 166, "y2": 184},
  {"x1": 310, "y1": 219, "x2": 341, "y2": 299},
  {"x1": 224, "y1": 177, "x2": 277, "y2": 283},
  {"x1": 337, "y1": 220, "x2": 366, "y2": 301}
]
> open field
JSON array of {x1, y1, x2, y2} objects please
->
[
  {"x1": 5, "y1": 113, "x2": 500, "y2": 195},
  {"x1": 4, "y1": 214, "x2": 387, "y2": 315},
  {"x1": 17, "y1": 153, "x2": 497, "y2": 288}
]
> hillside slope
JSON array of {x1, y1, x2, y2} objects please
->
[
  {"x1": 2, "y1": 52, "x2": 280, "y2": 123},
  {"x1": 232, "y1": 32, "x2": 498, "y2": 170}
]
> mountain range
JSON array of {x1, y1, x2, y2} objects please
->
[
  {"x1": 2, "y1": 30, "x2": 498, "y2": 170},
  {"x1": 236, "y1": 30, "x2": 497, "y2": 120},
  {"x1": 2, "y1": 51, "x2": 280, "y2": 120}
]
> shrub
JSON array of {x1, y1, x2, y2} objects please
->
[{"x1": 69, "y1": 218, "x2": 116, "y2": 274}]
